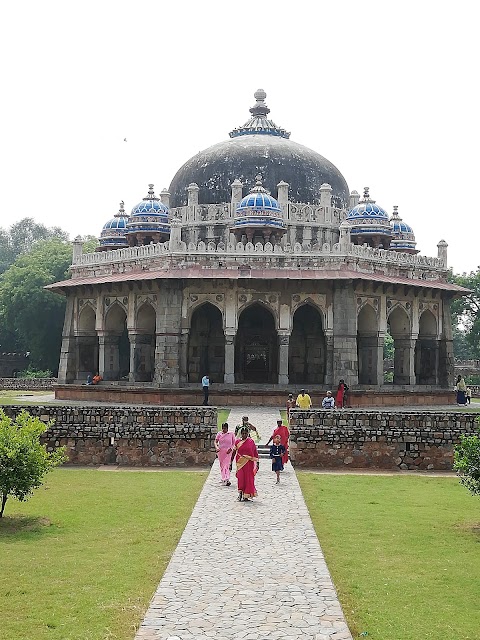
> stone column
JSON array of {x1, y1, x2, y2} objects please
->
[
  {"x1": 332, "y1": 282, "x2": 358, "y2": 387},
  {"x1": 153, "y1": 285, "x2": 182, "y2": 386},
  {"x1": 57, "y1": 295, "x2": 77, "y2": 384},
  {"x1": 393, "y1": 338, "x2": 416, "y2": 385},
  {"x1": 98, "y1": 332, "x2": 120, "y2": 381},
  {"x1": 325, "y1": 333, "x2": 334, "y2": 386},
  {"x1": 278, "y1": 332, "x2": 290, "y2": 385},
  {"x1": 178, "y1": 329, "x2": 189, "y2": 383},
  {"x1": 224, "y1": 332, "x2": 235, "y2": 384},
  {"x1": 376, "y1": 334, "x2": 385, "y2": 386}
]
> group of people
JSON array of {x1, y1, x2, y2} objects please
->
[
  {"x1": 214, "y1": 415, "x2": 290, "y2": 501},
  {"x1": 285, "y1": 380, "x2": 349, "y2": 414},
  {"x1": 454, "y1": 375, "x2": 473, "y2": 405}
]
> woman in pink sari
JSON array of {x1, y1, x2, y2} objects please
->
[
  {"x1": 234, "y1": 427, "x2": 259, "y2": 501},
  {"x1": 215, "y1": 422, "x2": 236, "y2": 486}
]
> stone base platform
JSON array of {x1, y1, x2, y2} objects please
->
[{"x1": 54, "y1": 383, "x2": 454, "y2": 407}]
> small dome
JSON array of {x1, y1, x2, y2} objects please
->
[
  {"x1": 98, "y1": 202, "x2": 129, "y2": 250},
  {"x1": 127, "y1": 184, "x2": 170, "y2": 240},
  {"x1": 346, "y1": 187, "x2": 392, "y2": 239},
  {"x1": 232, "y1": 175, "x2": 286, "y2": 238},
  {"x1": 390, "y1": 206, "x2": 418, "y2": 253}
]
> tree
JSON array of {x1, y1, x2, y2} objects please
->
[
  {"x1": 450, "y1": 269, "x2": 480, "y2": 359},
  {"x1": 0, "y1": 238, "x2": 72, "y2": 372},
  {"x1": 0, "y1": 218, "x2": 69, "y2": 275},
  {"x1": 0, "y1": 409, "x2": 67, "y2": 517},
  {"x1": 453, "y1": 423, "x2": 480, "y2": 496}
]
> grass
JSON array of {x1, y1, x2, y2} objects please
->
[
  {"x1": 298, "y1": 473, "x2": 480, "y2": 640},
  {"x1": 0, "y1": 467, "x2": 207, "y2": 640},
  {"x1": 0, "y1": 390, "x2": 54, "y2": 405},
  {"x1": 217, "y1": 408, "x2": 230, "y2": 429}
]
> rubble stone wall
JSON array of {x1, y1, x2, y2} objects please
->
[
  {"x1": 2, "y1": 406, "x2": 217, "y2": 467},
  {"x1": 289, "y1": 410, "x2": 479, "y2": 470}
]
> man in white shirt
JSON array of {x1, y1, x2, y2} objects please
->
[
  {"x1": 322, "y1": 390, "x2": 335, "y2": 409},
  {"x1": 202, "y1": 374, "x2": 210, "y2": 406}
]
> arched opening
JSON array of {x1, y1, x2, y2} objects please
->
[
  {"x1": 416, "y1": 309, "x2": 438, "y2": 384},
  {"x1": 188, "y1": 303, "x2": 225, "y2": 383},
  {"x1": 104, "y1": 303, "x2": 129, "y2": 380},
  {"x1": 235, "y1": 304, "x2": 278, "y2": 383},
  {"x1": 357, "y1": 304, "x2": 379, "y2": 384},
  {"x1": 133, "y1": 303, "x2": 156, "y2": 382},
  {"x1": 289, "y1": 304, "x2": 326, "y2": 384},
  {"x1": 77, "y1": 305, "x2": 98, "y2": 381},
  {"x1": 387, "y1": 305, "x2": 413, "y2": 385}
]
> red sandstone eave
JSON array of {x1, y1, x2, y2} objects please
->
[{"x1": 44, "y1": 266, "x2": 471, "y2": 295}]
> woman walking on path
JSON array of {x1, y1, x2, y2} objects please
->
[
  {"x1": 234, "y1": 427, "x2": 259, "y2": 502},
  {"x1": 266, "y1": 419, "x2": 290, "y2": 465},
  {"x1": 270, "y1": 435, "x2": 286, "y2": 484},
  {"x1": 215, "y1": 422, "x2": 235, "y2": 486}
]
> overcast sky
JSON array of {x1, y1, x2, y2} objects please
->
[{"x1": 1, "y1": 0, "x2": 478, "y2": 274}]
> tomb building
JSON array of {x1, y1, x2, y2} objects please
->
[{"x1": 48, "y1": 90, "x2": 467, "y2": 403}]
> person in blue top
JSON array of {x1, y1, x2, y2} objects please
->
[
  {"x1": 322, "y1": 391, "x2": 335, "y2": 409},
  {"x1": 201, "y1": 373, "x2": 210, "y2": 406}
]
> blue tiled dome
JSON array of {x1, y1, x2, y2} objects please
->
[
  {"x1": 98, "y1": 202, "x2": 129, "y2": 249},
  {"x1": 390, "y1": 206, "x2": 418, "y2": 253},
  {"x1": 234, "y1": 175, "x2": 285, "y2": 232},
  {"x1": 127, "y1": 184, "x2": 170, "y2": 238},
  {"x1": 346, "y1": 187, "x2": 392, "y2": 238}
]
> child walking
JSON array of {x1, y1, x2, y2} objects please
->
[{"x1": 270, "y1": 434, "x2": 286, "y2": 484}]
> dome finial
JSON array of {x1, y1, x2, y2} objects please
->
[
  {"x1": 114, "y1": 201, "x2": 125, "y2": 217},
  {"x1": 250, "y1": 89, "x2": 270, "y2": 117},
  {"x1": 363, "y1": 187, "x2": 370, "y2": 200},
  {"x1": 392, "y1": 205, "x2": 401, "y2": 219},
  {"x1": 250, "y1": 174, "x2": 269, "y2": 194},
  {"x1": 229, "y1": 90, "x2": 290, "y2": 139}
]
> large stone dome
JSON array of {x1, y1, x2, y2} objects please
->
[{"x1": 168, "y1": 90, "x2": 349, "y2": 209}]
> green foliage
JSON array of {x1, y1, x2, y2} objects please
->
[
  {"x1": 17, "y1": 367, "x2": 53, "y2": 379},
  {"x1": 450, "y1": 269, "x2": 480, "y2": 358},
  {"x1": 0, "y1": 238, "x2": 72, "y2": 372},
  {"x1": 454, "y1": 422, "x2": 480, "y2": 496},
  {"x1": 383, "y1": 331, "x2": 394, "y2": 359},
  {"x1": 0, "y1": 409, "x2": 67, "y2": 517},
  {"x1": 0, "y1": 218, "x2": 68, "y2": 275}
]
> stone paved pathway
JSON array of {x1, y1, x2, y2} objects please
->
[{"x1": 135, "y1": 407, "x2": 353, "y2": 640}]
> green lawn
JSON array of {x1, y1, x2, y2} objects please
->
[
  {"x1": 217, "y1": 408, "x2": 230, "y2": 429},
  {"x1": 0, "y1": 390, "x2": 54, "y2": 405},
  {"x1": 298, "y1": 474, "x2": 480, "y2": 640},
  {"x1": 0, "y1": 468, "x2": 207, "y2": 640}
]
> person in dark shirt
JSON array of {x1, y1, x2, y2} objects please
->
[{"x1": 269, "y1": 435, "x2": 286, "y2": 484}]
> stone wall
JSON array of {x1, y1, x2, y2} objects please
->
[
  {"x1": 289, "y1": 410, "x2": 479, "y2": 470},
  {"x1": 2, "y1": 406, "x2": 217, "y2": 467},
  {"x1": 0, "y1": 377, "x2": 57, "y2": 390}
]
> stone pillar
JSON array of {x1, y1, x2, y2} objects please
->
[
  {"x1": 160, "y1": 188, "x2": 170, "y2": 208},
  {"x1": 376, "y1": 334, "x2": 385, "y2": 386},
  {"x1": 72, "y1": 237, "x2": 84, "y2": 265},
  {"x1": 277, "y1": 181, "x2": 289, "y2": 208},
  {"x1": 320, "y1": 183, "x2": 333, "y2": 207},
  {"x1": 437, "y1": 239, "x2": 448, "y2": 268},
  {"x1": 57, "y1": 295, "x2": 77, "y2": 384},
  {"x1": 332, "y1": 282, "x2": 358, "y2": 387},
  {"x1": 325, "y1": 333, "x2": 334, "y2": 386},
  {"x1": 128, "y1": 333, "x2": 153, "y2": 382},
  {"x1": 278, "y1": 332, "x2": 290, "y2": 385},
  {"x1": 438, "y1": 296, "x2": 454, "y2": 387},
  {"x1": 349, "y1": 190, "x2": 360, "y2": 209},
  {"x1": 393, "y1": 338, "x2": 416, "y2": 385},
  {"x1": 98, "y1": 332, "x2": 120, "y2": 381},
  {"x1": 224, "y1": 332, "x2": 235, "y2": 384},
  {"x1": 339, "y1": 221, "x2": 351, "y2": 251},
  {"x1": 178, "y1": 329, "x2": 189, "y2": 383},
  {"x1": 231, "y1": 179, "x2": 243, "y2": 205},
  {"x1": 153, "y1": 285, "x2": 182, "y2": 386},
  {"x1": 187, "y1": 183, "x2": 199, "y2": 207}
]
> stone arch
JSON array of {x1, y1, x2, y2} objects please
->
[
  {"x1": 415, "y1": 309, "x2": 438, "y2": 385},
  {"x1": 77, "y1": 304, "x2": 98, "y2": 381},
  {"x1": 103, "y1": 303, "x2": 129, "y2": 380},
  {"x1": 132, "y1": 302, "x2": 156, "y2": 382},
  {"x1": 289, "y1": 303, "x2": 326, "y2": 384},
  {"x1": 240, "y1": 298, "x2": 279, "y2": 330},
  {"x1": 235, "y1": 303, "x2": 278, "y2": 383},
  {"x1": 387, "y1": 305, "x2": 413, "y2": 385},
  {"x1": 357, "y1": 304, "x2": 380, "y2": 385},
  {"x1": 187, "y1": 302, "x2": 225, "y2": 383},
  {"x1": 187, "y1": 299, "x2": 224, "y2": 329}
]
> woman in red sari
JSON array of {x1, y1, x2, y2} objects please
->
[
  {"x1": 234, "y1": 427, "x2": 259, "y2": 502},
  {"x1": 266, "y1": 419, "x2": 290, "y2": 464}
]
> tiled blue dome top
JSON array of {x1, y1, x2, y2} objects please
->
[
  {"x1": 130, "y1": 184, "x2": 169, "y2": 218},
  {"x1": 347, "y1": 187, "x2": 389, "y2": 221},
  {"x1": 390, "y1": 206, "x2": 414, "y2": 234},
  {"x1": 237, "y1": 175, "x2": 283, "y2": 214},
  {"x1": 99, "y1": 202, "x2": 129, "y2": 247},
  {"x1": 229, "y1": 89, "x2": 290, "y2": 139}
]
